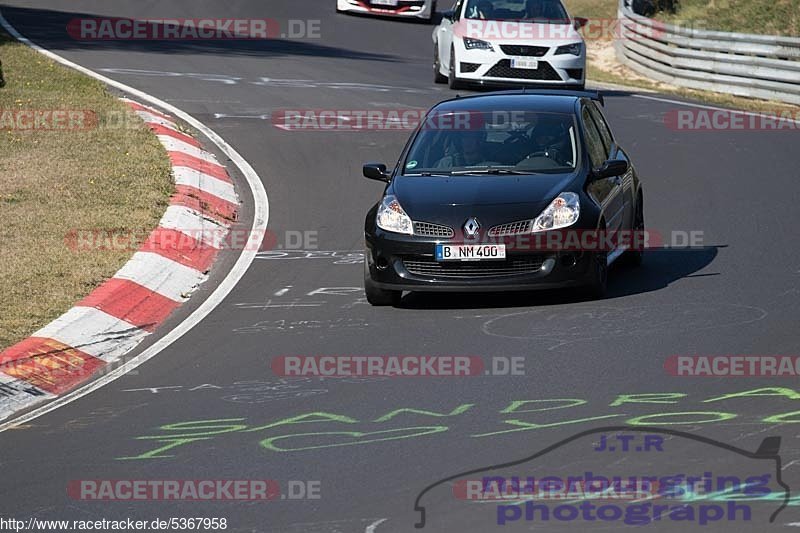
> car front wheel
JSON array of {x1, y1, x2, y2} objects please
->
[
  {"x1": 364, "y1": 258, "x2": 402, "y2": 306},
  {"x1": 433, "y1": 43, "x2": 447, "y2": 83},
  {"x1": 623, "y1": 195, "x2": 644, "y2": 266},
  {"x1": 585, "y1": 250, "x2": 608, "y2": 299},
  {"x1": 448, "y1": 46, "x2": 464, "y2": 90}
]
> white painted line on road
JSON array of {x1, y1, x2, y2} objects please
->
[
  {"x1": 365, "y1": 518, "x2": 387, "y2": 532},
  {"x1": 0, "y1": 10, "x2": 269, "y2": 433}
]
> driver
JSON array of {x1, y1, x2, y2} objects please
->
[
  {"x1": 528, "y1": 114, "x2": 570, "y2": 165},
  {"x1": 525, "y1": 0, "x2": 563, "y2": 21},
  {"x1": 466, "y1": 0, "x2": 495, "y2": 19}
]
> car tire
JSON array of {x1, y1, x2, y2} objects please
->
[
  {"x1": 623, "y1": 194, "x2": 644, "y2": 266},
  {"x1": 364, "y1": 258, "x2": 402, "y2": 306},
  {"x1": 585, "y1": 250, "x2": 608, "y2": 299},
  {"x1": 448, "y1": 46, "x2": 464, "y2": 90},
  {"x1": 433, "y1": 43, "x2": 447, "y2": 84}
]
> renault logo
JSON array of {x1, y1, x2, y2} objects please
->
[{"x1": 463, "y1": 217, "x2": 480, "y2": 238}]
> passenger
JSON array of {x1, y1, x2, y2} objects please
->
[{"x1": 435, "y1": 130, "x2": 490, "y2": 168}]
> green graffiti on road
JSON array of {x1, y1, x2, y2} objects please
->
[{"x1": 118, "y1": 388, "x2": 800, "y2": 463}]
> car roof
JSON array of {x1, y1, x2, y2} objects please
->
[{"x1": 430, "y1": 90, "x2": 602, "y2": 115}]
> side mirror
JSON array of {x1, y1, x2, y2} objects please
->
[
  {"x1": 573, "y1": 17, "x2": 589, "y2": 29},
  {"x1": 363, "y1": 163, "x2": 391, "y2": 182},
  {"x1": 593, "y1": 159, "x2": 628, "y2": 179},
  {"x1": 442, "y1": 9, "x2": 455, "y2": 21}
]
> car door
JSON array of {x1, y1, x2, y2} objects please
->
[
  {"x1": 582, "y1": 103, "x2": 624, "y2": 235},
  {"x1": 437, "y1": 0, "x2": 464, "y2": 68},
  {"x1": 587, "y1": 101, "x2": 635, "y2": 230}
]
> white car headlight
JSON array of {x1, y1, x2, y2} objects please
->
[
  {"x1": 463, "y1": 37, "x2": 494, "y2": 51},
  {"x1": 555, "y1": 42, "x2": 583, "y2": 56},
  {"x1": 376, "y1": 195, "x2": 413, "y2": 235},
  {"x1": 532, "y1": 192, "x2": 580, "y2": 232}
]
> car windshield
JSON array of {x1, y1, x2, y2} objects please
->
[
  {"x1": 463, "y1": 0, "x2": 570, "y2": 22},
  {"x1": 403, "y1": 110, "x2": 579, "y2": 175}
]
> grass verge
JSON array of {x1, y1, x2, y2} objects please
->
[
  {"x1": 656, "y1": 0, "x2": 799, "y2": 37},
  {"x1": 0, "y1": 30, "x2": 173, "y2": 350}
]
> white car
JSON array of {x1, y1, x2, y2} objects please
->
[
  {"x1": 433, "y1": 0, "x2": 586, "y2": 89},
  {"x1": 337, "y1": 0, "x2": 437, "y2": 20}
]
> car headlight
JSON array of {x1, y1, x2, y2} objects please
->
[
  {"x1": 555, "y1": 42, "x2": 583, "y2": 56},
  {"x1": 532, "y1": 192, "x2": 580, "y2": 232},
  {"x1": 463, "y1": 38, "x2": 494, "y2": 51},
  {"x1": 376, "y1": 195, "x2": 413, "y2": 235}
]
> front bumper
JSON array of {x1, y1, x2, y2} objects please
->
[
  {"x1": 366, "y1": 230, "x2": 595, "y2": 292},
  {"x1": 337, "y1": 0, "x2": 434, "y2": 19},
  {"x1": 454, "y1": 41, "x2": 585, "y2": 87}
]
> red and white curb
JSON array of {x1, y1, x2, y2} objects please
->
[{"x1": 0, "y1": 99, "x2": 239, "y2": 422}]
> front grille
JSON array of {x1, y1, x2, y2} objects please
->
[
  {"x1": 413, "y1": 221, "x2": 454, "y2": 238},
  {"x1": 500, "y1": 45, "x2": 549, "y2": 57},
  {"x1": 485, "y1": 60, "x2": 561, "y2": 81},
  {"x1": 488, "y1": 220, "x2": 532, "y2": 237},
  {"x1": 367, "y1": 0, "x2": 424, "y2": 8},
  {"x1": 460, "y1": 62, "x2": 480, "y2": 73},
  {"x1": 403, "y1": 256, "x2": 545, "y2": 278}
]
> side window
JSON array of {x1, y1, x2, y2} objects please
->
[
  {"x1": 582, "y1": 107, "x2": 607, "y2": 169},
  {"x1": 587, "y1": 103, "x2": 615, "y2": 155}
]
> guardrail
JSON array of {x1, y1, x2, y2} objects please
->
[{"x1": 615, "y1": 0, "x2": 800, "y2": 105}]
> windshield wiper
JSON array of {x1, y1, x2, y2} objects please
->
[
  {"x1": 405, "y1": 171, "x2": 453, "y2": 177},
  {"x1": 449, "y1": 168, "x2": 531, "y2": 175}
]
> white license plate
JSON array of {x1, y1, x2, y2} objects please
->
[
  {"x1": 435, "y1": 244, "x2": 506, "y2": 262},
  {"x1": 510, "y1": 58, "x2": 539, "y2": 70},
  {"x1": 372, "y1": 0, "x2": 398, "y2": 5}
]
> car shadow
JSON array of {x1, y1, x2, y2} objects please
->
[
  {"x1": 397, "y1": 246, "x2": 723, "y2": 309},
  {"x1": 0, "y1": 6, "x2": 400, "y2": 62},
  {"x1": 448, "y1": 86, "x2": 647, "y2": 98}
]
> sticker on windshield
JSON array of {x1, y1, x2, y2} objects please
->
[{"x1": 406, "y1": 160, "x2": 418, "y2": 169}]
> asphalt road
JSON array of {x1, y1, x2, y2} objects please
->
[{"x1": 1, "y1": 1, "x2": 800, "y2": 531}]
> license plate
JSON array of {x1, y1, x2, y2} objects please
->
[
  {"x1": 436, "y1": 244, "x2": 506, "y2": 261},
  {"x1": 510, "y1": 58, "x2": 539, "y2": 70},
  {"x1": 372, "y1": 0, "x2": 398, "y2": 5}
]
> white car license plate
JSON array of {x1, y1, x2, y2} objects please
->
[
  {"x1": 436, "y1": 244, "x2": 506, "y2": 262},
  {"x1": 372, "y1": 0, "x2": 398, "y2": 5},
  {"x1": 510, "y1": 58, "x2": 539, "y2": 70}
]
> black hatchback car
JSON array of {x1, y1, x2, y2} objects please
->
[{"x1": 363, "y1": 90, "x2": 644, "y2": 306}]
